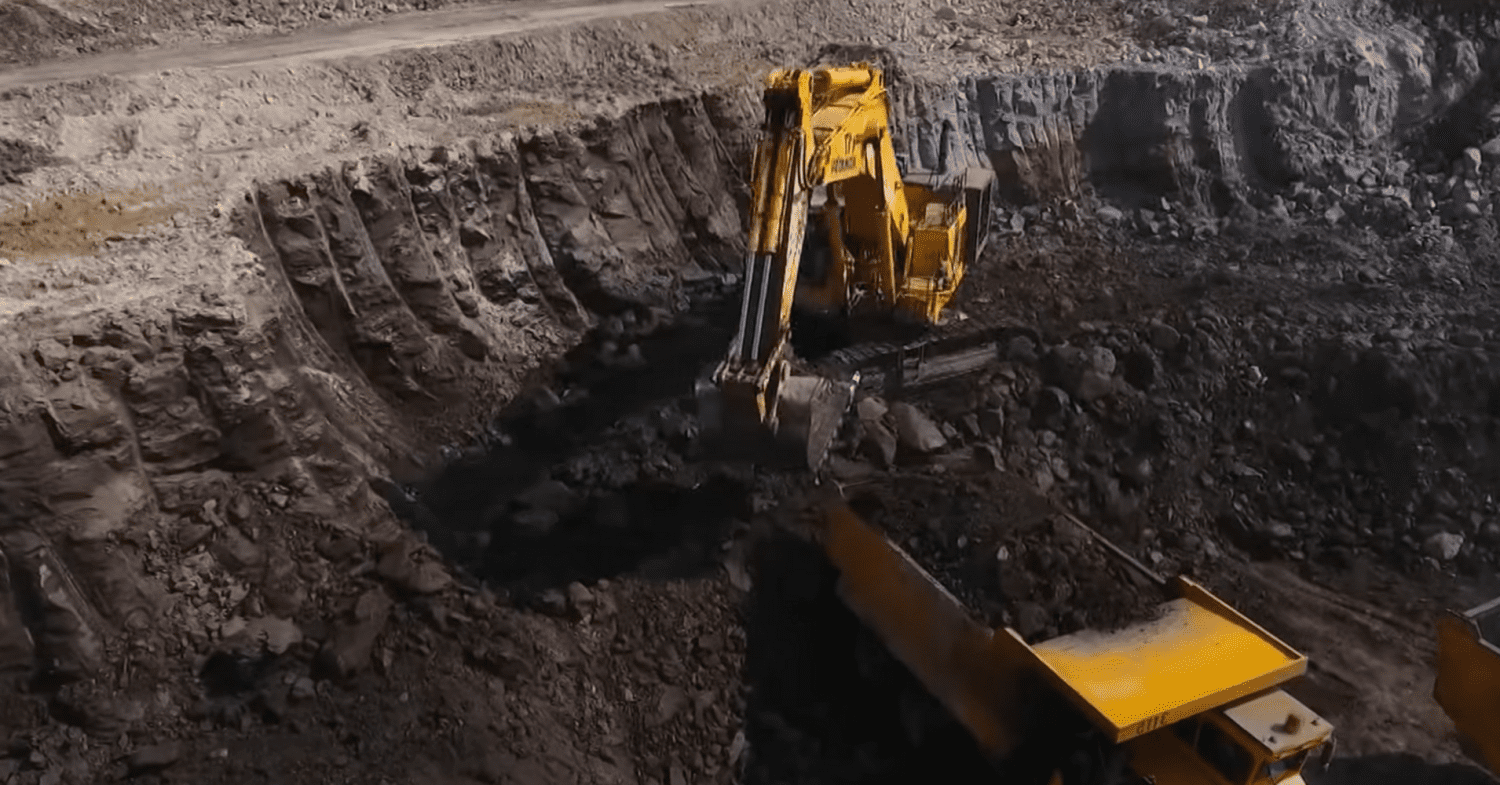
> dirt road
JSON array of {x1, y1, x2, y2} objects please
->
[{"x1": 0, "y1": 0, "x2": 722, "y2": 90}]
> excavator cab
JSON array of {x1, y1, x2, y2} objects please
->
[
  {"x1": 795, "y1": 164, "x2": 994, "y2": 326},
  {"x1": 891, "y1": 166, "x2": 994, "y2": 324}
]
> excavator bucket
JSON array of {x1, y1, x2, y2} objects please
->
[{"x1": 693, "y1": 371, "x2": 856, "y2": 470}]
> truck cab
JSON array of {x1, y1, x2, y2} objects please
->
[{"x1": 1128, "y1": 689, "x2": 1332, "y2": 785}]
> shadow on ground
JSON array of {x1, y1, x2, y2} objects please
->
[{"x1": 1308, "y1": 754, "x2": 1498, "y2": 785}]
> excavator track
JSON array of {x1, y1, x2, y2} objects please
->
[{"x1": 813, "y1": 310, "x2": 1038, "y2": 393}]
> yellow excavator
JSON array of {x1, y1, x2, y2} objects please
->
[
  {"x1": 1435, "y1": 593, "x2": 1500, "y2": 776},
  {"x1": 696, "y1": 62, "x2": 993, "y2": 468}
]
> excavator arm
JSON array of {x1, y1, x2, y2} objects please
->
[
  {"x1": 703, "y1": 64, "x2": 928, "y2": 467},
  {"x1": 716, "y1": 68, "x2": 816, "y2": 430}
]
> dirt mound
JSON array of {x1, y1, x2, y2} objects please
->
[
  {"x1": 740, "y1": 528, "x2": 1000, "y2": 785},
  {"x1": 0, "y1": 187, "x2": 179, "y2": 261},
  {"x1": 844, "y1": 471, "x2": 1168, "y2": 640}
]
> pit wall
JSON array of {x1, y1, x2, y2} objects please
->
[
  {"x1": 0, "y1": 94, "x2": 752, "y2": 691},
  {"x1": 1, "y1": 15, "x2": 1497, "y2": 719},
  {"x1": 895, "y1": 25, "x2": 1497, "y2": 214}
]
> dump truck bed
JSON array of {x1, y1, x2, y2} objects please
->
[
  {"x1": 1018, "y1": 577, "x2": 1309, "y2": 744},
  {"x1": 1435, "y1": 594, "x2": 1500, "y2": 775},
  {"x1": 816, "y1": 502, "x2": 1311, "y2": 758}
]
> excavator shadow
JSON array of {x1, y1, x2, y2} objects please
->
[
  {"x1": 479, "y1": 475, "x2": 751, "y2": 604},
  {"x1": 386, "y1": 298, "x2": 753, "y2": 603}
]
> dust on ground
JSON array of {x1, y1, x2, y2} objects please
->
[{"x1": 0, "y1": 187, "x2": 180, "y2": 262}]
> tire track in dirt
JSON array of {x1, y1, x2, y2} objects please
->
[{"x1": 0, "y1": 0, "x2": 729, "y2": 91}]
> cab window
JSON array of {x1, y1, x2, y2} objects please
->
[
  {"x1": 1196, "y1": 720, "x2": 1254, "y2": 785},
  {"x1": 1173, "y1": 718, "x2": 1200, "y2": 746},
  {"x1": 1263, "y1": 749, "x2": 1310, "y2": 782}
]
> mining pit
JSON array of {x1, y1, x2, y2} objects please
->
[{"x1": 3, "y1": 0, "x2": 1500, "y2": 783}]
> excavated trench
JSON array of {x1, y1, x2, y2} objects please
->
[
  {"x1": 399, "y1": 296, "x2": 751, "y2": 599},
  {"x1": 5, "y1": 11, "x2": 1500, "y2": 783}
]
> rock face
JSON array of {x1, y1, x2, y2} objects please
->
[
  {"x1": 0, "y1": 94, "x2": 750, "y2": 707},
  {"x1": 892, "y1": 26, "x2": 1498, "y2": 222}
]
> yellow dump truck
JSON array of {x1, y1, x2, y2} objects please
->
[
  {"x1": 1435, "y1": 594, "x2": 1500, "y2": 776},
  {"x1": 815, "y1": 501, "x2": 1336, "y2": 785}
]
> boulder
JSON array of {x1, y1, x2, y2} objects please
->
[
  {"x1": 127, "y1": 743, "x2": 183, "y2": 776},
  {"x1": 889, "y1": 403, "x2": 948, "y2": 455},
  {"x1": 829, "y1": 455, "x2": 877, "y2": 482},
  {"x1": 210, "y1": 527, "x2": 265, "y2": 574},
  {"x1": 316, "y1": 589, "x2": 393, "y2": 679},
  {"x1": 1032, "y1": 387, "x2": 1071, "y2": 430},
  {"x1": 1148, "y1": 322, "x2": 1180, "y2": 352},
  {"x1": 1461, "y1": 147, "x2": 1483, "y2": 179},
  {"x1": 1005, "y1": 336, "x2": 1039, "y2": 364},
  {"x1": 376, "y1": 539, "x2": 450, "y2": 594},
  {"x1": 1075, "y1": 369, "x2": 1116, "y2": 403},
  {"x1": 1423, "y1": 532, "x2": 1464, "y2": 561},
  {"x1": 1481, "y1": 136, "x2": 1500, "y2": 161},
  {"x1": 1042, "y1": 345, "x2": 1117, "y2": 402},
  {"x1": 1116, "y1": 455, "x2": 1153, "y2": 487},
  {"x1": 566, "y1": 582, "x2": 595, "y2": 619},
  {"x1": 856, "y1": 396, "x2": 889, "y2": 422}
]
